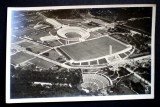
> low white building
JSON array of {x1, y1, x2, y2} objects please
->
[
  {"x1": 45, "y1": 18, "x2": 62, "y2": 29},
  {"x1": 40, "y1": 35, "x2": 58, "y2": 42}
]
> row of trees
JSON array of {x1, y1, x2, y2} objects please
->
[
  {"x1": 109, "y1": 26, "x2": 151, "y2": 55},
  {"x1": 99, "y1": 66, "x2": 149, "y2": 95},
  {"x1": 11, "y1": 66, "x2": 85, "y2": 98}
]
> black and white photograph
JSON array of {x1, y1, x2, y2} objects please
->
[{"x1": 6, "y1": 4, "x2": 156, "y2": 103}]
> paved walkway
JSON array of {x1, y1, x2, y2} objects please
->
[{"x1": 126, "y1": 68, "x2": 151, "y2": 86}]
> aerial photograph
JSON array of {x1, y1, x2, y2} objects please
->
[{"x1": 6, "y1": 5, "x2": 155, "y2": 103}]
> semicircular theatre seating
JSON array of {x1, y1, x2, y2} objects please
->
[
  {"x1": 82, "y1": 74, "x2": 111, "y2": 91},
  {"x1": 81, "y1": 82, "x2": 99, "y2": 92},
  {"x1": 83, "y1": 77, "x2": 104, "y2": 90}
]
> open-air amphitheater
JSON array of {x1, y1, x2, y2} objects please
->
[
  {"x1": 37, "y1": 12, "x2": 135, "y2": 68},
  {"x1": 81, "y1": 73, "x2": 113, "y2": 93}
]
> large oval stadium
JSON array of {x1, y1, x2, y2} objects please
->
[{"x1": 57, "y1": 27, "x2": 90, "y2": 41}]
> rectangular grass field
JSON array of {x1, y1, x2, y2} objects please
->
[
  {"x1": 18, "y1": 41, "x2": 50, "y2": 54},
  {"x1": 59, "y1": 36, "x2": 127, "y2": 61},
  {"x1": 11, "y1": 51, "x2": 34, "y2": 65},
  {"x1": 41, "y1": 49, "x2": 61, "y2": 61},
  {"x1": 29, "y1": 57, "x2": 55, "y2": 69}
]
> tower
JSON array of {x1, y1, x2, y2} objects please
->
[{"x1": 109, "y1": 45, "x2": 112, "y2": 55}]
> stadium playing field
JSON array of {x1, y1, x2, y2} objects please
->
[
  {"x1": 59, "y1": 36, "x2": 127, "y2": 61},
  {"x1": 65, "y1": 32, "x2": 81, "y2": 38}
]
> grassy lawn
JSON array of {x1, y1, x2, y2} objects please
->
[
  {"x1": 18, "y1": 41, "x2": 34, "y2": 47},
  {"x1": 41, "y1": 49, "x2": 61, "y2": 61},
  {"x1": 11, "y1": 51, "x2": 34, "y2": 65},
  {"x1": 60, "y1": 36, "x2": 127, "y2": 61},
  {"x1": 18, "y1": 41, "x2": 50, "y2": 54},
  {"x1": 29, "y1": 45, "x2": 50, "y2": 54},
  {"x1": 29, "y1": 57, "x2": 55, "y2": 69}
]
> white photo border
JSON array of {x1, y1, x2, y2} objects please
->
[{"x1": 6, "y1": 4, "x2": 156, "y2": 103}]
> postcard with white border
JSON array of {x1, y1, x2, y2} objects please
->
[{"x1": 6, "y1": 4, "x2": 156, "y2": 103}]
